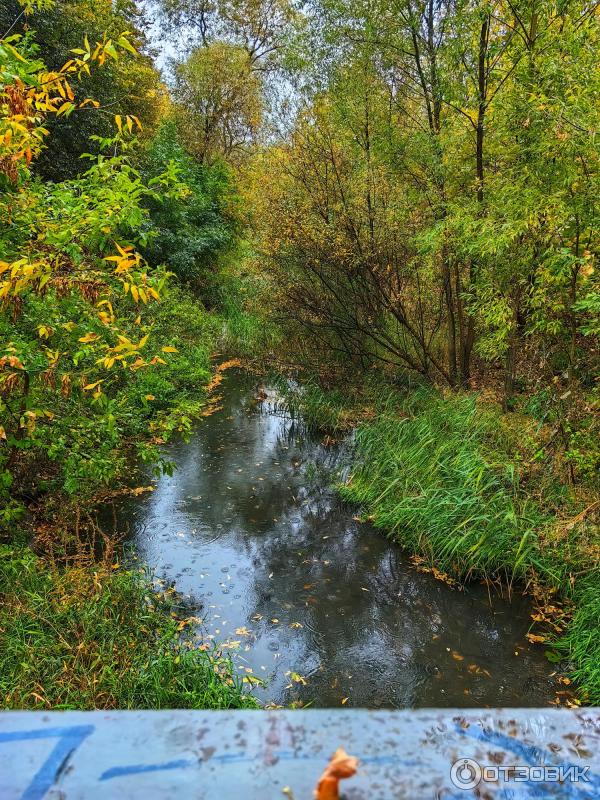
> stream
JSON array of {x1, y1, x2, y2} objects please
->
[{"x1": 101, "y1": 368, "x2": 556, "y2": 708}]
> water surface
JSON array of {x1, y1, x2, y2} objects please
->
[{"x1": 103, "y1": 369, "x2": 556, "y2": 708}]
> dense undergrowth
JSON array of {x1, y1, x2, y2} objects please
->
[{"x1": 285, "y1": 379, "x2": 599, "y2": 704}]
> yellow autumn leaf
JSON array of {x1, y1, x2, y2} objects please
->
[
  {"x1": 526, "y1": 633, "x2": 546, "y2": 644},
  {"x1": 289, "y1": 672, "x2": 307, "y2": 685}
]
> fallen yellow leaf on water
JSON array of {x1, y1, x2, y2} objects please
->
[
  {"x1": 341, "y1": 697, "x2": 349, "y2": 705},
  {"x1": 129, "y1": 485, "x2": 154, "y2": 496},
  {"x1": 526, "y1": 633, "x2": 546, "y2": 644},
  {"x1": 314, "y1": 748, "x2": 358, "y2": 800},
  {"x1": 289, "y1": 672, "x2": 307, "y2": 685}
]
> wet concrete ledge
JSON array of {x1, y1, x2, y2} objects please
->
[{"x1": 1, "y1": 708, "x2": 599, "y2": 799}]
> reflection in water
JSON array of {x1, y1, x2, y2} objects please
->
[{"x1": 102, "y1": 370, "x2": 555, "y2": 708}]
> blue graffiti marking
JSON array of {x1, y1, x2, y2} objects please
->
[
  {"x1": 99, "y1": 751, "x2": 250, "y2": 781},
  {"x1": 100, "y1": 758, "x2": 194, "y2": 781},
  {"x1": 99, "y1": 748, "x2": 415, "y2": 784},
  {"x1": 0, "y1": 725, "x2": 94, "y2": 800}
]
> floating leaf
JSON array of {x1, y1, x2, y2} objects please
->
[{"x1": 526, "y1": 633, "x2": 546, "y2": 644}]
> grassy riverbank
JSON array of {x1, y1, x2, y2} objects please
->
[
  {"x1": 0, "y1": 543, "x2": 257, "y2": 710},
  {"x1": 285, "y1": 379, "x2": 599, "y2": 705}
]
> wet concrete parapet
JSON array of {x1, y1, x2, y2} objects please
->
[{"x1": 1, "y1": 708, "x2": 599, "y2": 798}]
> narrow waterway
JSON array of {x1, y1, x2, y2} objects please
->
[{"x1": 102, "y1": 369, "x2": 556, "y2": 708}]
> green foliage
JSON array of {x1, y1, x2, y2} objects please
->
[
  {"x1": 0, "y1": 25, "x2": 242, "y2": 516},
  {"x1": 212, "y1": 254, "x2": 282, "y2": 355},
  {"x1": 254, "y1": 0, "x2": 599, "y2": 416},
  {"x1": 0, "y1": 0, "x2": 163, "y2": 180},
  {"x1": 141, "y1": 120, "x2": 237, "y2": 287},
  {"x1": 0, "y1": 544, "x2": 258, "y2": 709}
]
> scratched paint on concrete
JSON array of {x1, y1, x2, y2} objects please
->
[{"x1": 1, "y1": 709, "x2": 599, "y2": 799}]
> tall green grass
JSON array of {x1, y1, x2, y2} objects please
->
[
  {"x1": 280, "y1": 381, "x2": 354, "y2": 432},
  {"x1": 0, "y1": 545, "x2": 258, "y2": 710},
  {"x1": 340, "y1": 388, "x2": 548, "y2": 581},
  {"x1": 556, "y1": 576, "x2": 600, "y2": 705}
]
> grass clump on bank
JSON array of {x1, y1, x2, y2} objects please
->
[
  {"x1": 339, "y1": 388, "x2": 549, "y2": 580},
  {"x1": 0, "y1": 545, "x2": 258, "y2": 710}
]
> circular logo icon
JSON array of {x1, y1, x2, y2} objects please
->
[{"x1": 450, "y1": 758, "x2": 482, "y2": 790}]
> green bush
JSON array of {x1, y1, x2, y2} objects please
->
[{"x1": 142, "y1": 120, "x2": 237, "y2": 289}]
